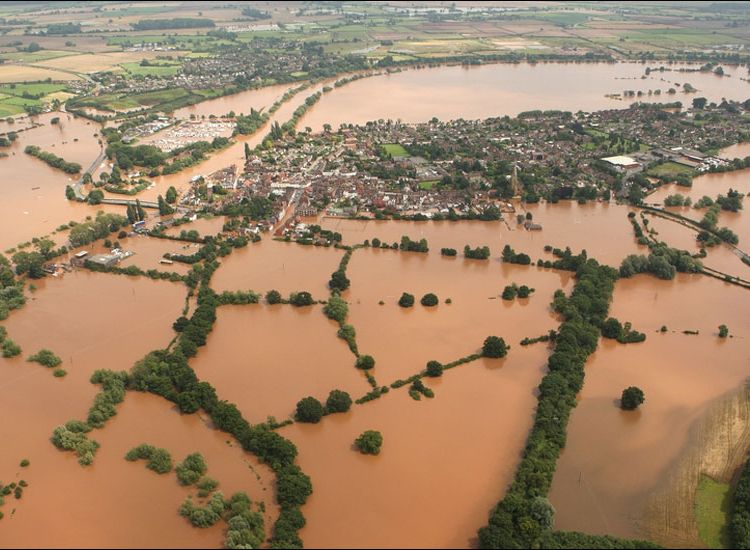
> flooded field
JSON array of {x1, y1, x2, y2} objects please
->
[
  {"x1": 298, "y1": 62, "x2": 747, "y2": 131},
  {"x1": 174, "y1": 82, "x2": 295, "y2": 119},
  {"x1": 549, "y1": 274, "x2": 750, "y2": 543},
  {"x1": 345, "y1": 247, "x2": 572, "y2": 382},
  {"x1": 0, "y1": 272, "x2": 264, "y2": 547},
  {"x1": 322, "y1": 201, "x2": 642, "y2": 269},
  {"x1": 2, "y1": 54, "x2": 750, "y2": 549},
  {"x1": 0, "y1": 112, "x2": 109, "y2": 252},
  {"x1": 116, "y1": 235, "x2": 195, "y2": 275},
  {"x1": 281, "y1": 343, "x2": 551, "y2": 548},
  {"x1": 191, "y1": 304, "x2": 365, "y2": 425},
  {"x1": 651, "y1": 168, "x2": 749, "y2": 231},
  {"x1": 212, "y1": 239, "x2": 343, "y2": 297},
  {"x1": 164, "y1": 215, "x2": 227, "y2": 237}
]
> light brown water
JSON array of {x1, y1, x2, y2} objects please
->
[
  {"x1": 549, "y1": 273, "x2": 750, "y2": 541},
  {"x1": 0, "y1": 271, "x2": 280, "y2": 547},
  {"x1": 298, "y1": 62, "x2": 746, "y2": 131},
  {"x1": 173, "y1": 82, "x2": 295, "y2": 119},
  {"x1": 647, "y1": 166, "x2": 750, "y2": 270},
  {"x1": 212, "y1": 239, "x2": 344, "y2": 298},
  {"x1": 321, "y1": 201, "x2": 642, "y2": 269},
  {"x1": 115, "y1": 235, "x2": 195, "y2": 275},
  {"x1": 345, "y1": 247, "x2": 572, "y2": 382},
  {"x1": 282, "y1": 343, "x2": 551, "y2": 549},
  {"x1": 720, "y1": 142, "x2": 750, "y2": 160},
  {"x1": 164, "y1": 215, "x2": 227, "y2": 237},
  {"x1": 190, "y1": 304, "x2": 368, "y2": 425},
  {"x1": 0, "y1": 111, "x2": 114, "y2": 252}
]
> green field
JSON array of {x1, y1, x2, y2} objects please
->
[
  {"x1": 647, "y1": 161, "x2": 697, "y2": 179},
  {"x1": 695, "y1": 475, "x2": 731, "y2": 549},
  {"x1": 382, "y1": 143, "x2": 409, "y2": 158},
  {"x1": 0, "y1": 50, "x2": 76, "y2": 63},
  {"x1": 0, "y1": 82, "x2": 67, "y2": 116},
  {"x1": 121, "y1": 62, "x2": 181, "y2": 77},
  {"x1": 0, "y1": 83, "x2": 67, "y2": 96},
  {"x1": 418, "y1": 180, "x2": 439, "y2": 190}
]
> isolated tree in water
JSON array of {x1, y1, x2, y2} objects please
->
[{"x1": 621, "y1": 386, "x2": 645, "y2": 410}]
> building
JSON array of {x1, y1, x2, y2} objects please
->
[{"x1": 601, "y1": 155, "x2": 642, "y2": 173}]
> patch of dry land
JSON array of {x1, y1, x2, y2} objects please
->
[{"x1": 0, "y1": 65, "x2": 81, "y2": 83}]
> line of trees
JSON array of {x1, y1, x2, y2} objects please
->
[
  {"x1": 478, "y1": 254, "x2": 658, "y2": 548},
  {"x1": 24, "y1": 145, "x2": 81, "y2": 174}
]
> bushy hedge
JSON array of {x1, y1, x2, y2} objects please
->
[
  {"x1": 731, "y1": 458, "x2": 750, "y2": 548},
  {"x1": 125, "y1": 444, "x2": 173, "y2": 474},
  {"x1": 478, "y1": 256, "x2": 630, "y2": 548}
]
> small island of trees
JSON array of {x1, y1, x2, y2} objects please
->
[
  {"x1": 482, "y1": 336, "x2": 508, "y2": 358},
  {"x1": 621, "y1": 387, "x2": 645, "y2": 410},
  {"x1": 354, "y1": 430, "x2": 383, "y2": 455}
]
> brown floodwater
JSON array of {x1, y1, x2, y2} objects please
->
[
  {"x1": 114, "y1": 235, "x2": 195, "y2": 275},
  {"x1": 0, "y1": 271, "x2": 279, "y2": 547},
  {"x1": 173, "y1": 82, "x2": 295, "y2": 119},
  {"x1": 190, "y1": 304, "x2": 368, "y2": 425},
  {"x1": 720, "y1": 142, "x2": 750, "y2": 160},
  {"x1": 321, "y1": 201, "x2": 643, "y2": 269},
  {"x1": 549, "y1": 273, "x2": 750, "y2": 541},
  {"x1": 344, "y1": 247, "x2": 572, "y2": 383},
  {"x1": 281, "y1": 343, "x2": 551, "y2": 549},
  {"x1": 647, "y1": 166, "x2": 750, "y2": 264},
  {"x1": 297, "y1": 62, "x2": 747, "y2": 131},
  {"x1": 164, "y1": 215, "x2": 227, "y2": 237},
  {"x1": 0, "y1": 111, "x2": 117, "y2": 252},
  {"x1": 211, "y1": 238, "x2": 344, "y2": 298}
]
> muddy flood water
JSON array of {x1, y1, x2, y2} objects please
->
[
  {"x1": 299, "y1": 62, "x2": 749, "y2": 131},
  {"x1": 0, "y1": 271, "x2": 277, "y2": 547},
  {"x1": 549, "y1": 273, "x2": 750, "y2": 543},
  {"x1": 2, "y1": 61, "x2": 750, "y2": 549}
]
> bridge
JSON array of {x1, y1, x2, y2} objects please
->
[{"x1": 99, "y1": 198, "x2": 160, "y2": 209}]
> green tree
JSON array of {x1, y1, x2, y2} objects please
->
[
  {"x1": 27, "y1": 349, "x2": 61, "y2": 368},
  {"x1": 621, "y1": 386, "x2": 645, "y2": 410},
  {"x1": 482, "y1": 336, "x2": 508, "y2": 358},
  {"x1": 12, "y1": 251, "x2": 45, "y2": 278},
  {"x1": 354, "y1": 430, "x2": 383, "y2": 455},
  {"x1": 325, "y1": 390, "x2": 352, "y2": 413},
  {"x1": 266, "y1": 290, "x2": 282, "y2": 304},
  {"x1": 165, "y1": 186, "x2": 178, "y2": 204},
  {"x1": 289, "y1": 291, "x2": 314, "y2": 307},
  {"x1": 425, "y1": 360, "x2": 443, "y2": 377},
  {"x1": 719, "y1": 324, "x2": 729, "y2": 338},
  {"x1": 398, "y1": 292, "x2": 415, "y2": 308},
  {"x1": 323, "y1": 294, "x2": 348, "y2": 323},
  {"x1": 420, "y1": 293, "x2": 438, "y2": 307},
  {"x1": 601, "y1": 317, "x2": 623, "y2": 339},
  {"x1": 88, "y1": 189, "x2": 104, "y2": 205},
  {"x1": 157, "y1": 195, "x2": 173, "y2": 215},
  {"x1": 355, "y1": 355, "x2": 375, "y2": 370},
  {"x1": 329, "y1": 270, "x2": 350, "y2": 291},
  {"x1": 295, "y1": 396, "x2": 325, "y2": 423},
  {"x1": 692, "y1": 97, "x2": 707, "y2": 109}
]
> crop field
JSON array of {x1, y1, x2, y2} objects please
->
[
  {"x1": 0, "y1": 65, "x2": 79, "y2": 83},
  {"x1": 0, "y1": 50, "x2": 77, "y2": 63},
  {"x1": 35, "y1": 51, "x2": 184, "y2": 73},
  {"x1": 694, "y1": 475, "x2": 731, "y2": 549},
  {"x1": 121, "y1": 62, "x2": 181, "y2": 77}
]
